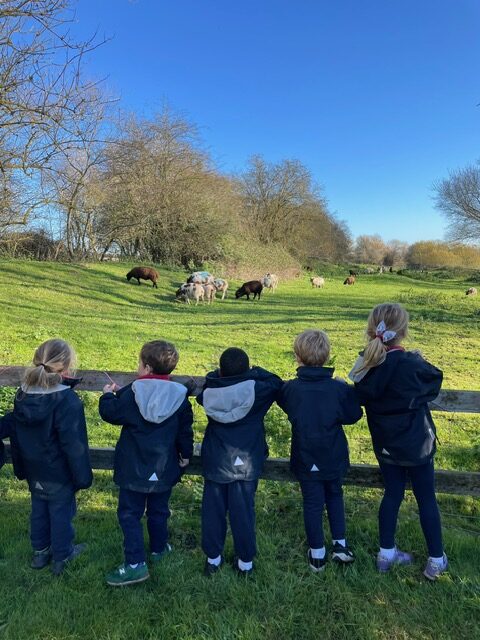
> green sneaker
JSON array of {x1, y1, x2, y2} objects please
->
[
  {"x1": 106, "y1": 563, "x2": 149, "y2": 587},
  {"x1": 151, "y1": 543, "x2": 172, "y2": 564}
]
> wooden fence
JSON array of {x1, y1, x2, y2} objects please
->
[{"x1": 1, "y1": 367, "x2": 480, "y2": 497}]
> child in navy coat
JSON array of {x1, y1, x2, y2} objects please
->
[
  {"x1": 0, "y1": 339, "x2": 92, "y2": 575},
  {"x1": 197, "y1": 348, "x2": 282, "y2": 576},
  {"x1": 99, "y1": 340, "x2": 193, "y2": 586},
  {"x1": 350, "y1": 303, "x2": 446, "y2": 580},
  {"x1": 278, "y1": 329, "x2": 362, "y2": 572}
]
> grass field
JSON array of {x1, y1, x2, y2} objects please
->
[{"x1": 0, "y1": 260, "x2": 479, "y2": 640}]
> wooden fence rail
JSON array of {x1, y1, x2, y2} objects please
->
[{"x1": 1, "y1": 367, "x2": 480, "y2": 497}]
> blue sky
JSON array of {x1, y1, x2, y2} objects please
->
[{"x1": 72, "y1": 0, "x2": 480, "y2": 242}]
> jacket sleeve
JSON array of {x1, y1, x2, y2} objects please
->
[
  {"x1": 55, "y1": 394, "x2": 93, "y2": 491},
  {"x1": 175, "y1": 398, "x2": 194, "y2": 459},
  {"x1": 0, "y1": 412, "x2": 14, "y2": 440},
  {"x1": 408, "y1": 358, "x2": 443, "y2": 408},
  {"x1": 98, "y1": 388, "x2": 130, "y2": 425},
  {"x1": 339, "y1": 383, "x2": 363, "y2": 425},
  {"x1": 276, "y1": 382, "x2": 289, "y2": 411},
  {"x1": 9, "y1": 425, "x2": 27, "y2": 480}
]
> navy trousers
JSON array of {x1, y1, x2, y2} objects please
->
[
  {"x1": 299, "y1": 478, "x2": 346, "y2": 548},
  {"x1": 30, "y1": 493, "x2": 76, "y2": 562},
  {"x1": 202, "y1": 479, "x2": 258, "y2": 563},
  {"x1": 117, "y1": 487, "x2": 172, "y2": 564},
  {"x1": 378, "y1": 460, "x2": 443, "y2": 557}
]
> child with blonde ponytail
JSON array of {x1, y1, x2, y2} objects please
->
[
  {"x1": 1, "y1": 339, "x2": 92, "y2": 575},
  {"x1": 350, "y1": 303, "x2": 447, "y2": 580}
]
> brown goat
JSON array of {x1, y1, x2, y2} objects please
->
[{"x1": 126, "y1": 266, "x2": 159, "y2": 288}]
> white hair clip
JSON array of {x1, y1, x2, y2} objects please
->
[{"x1": 375, "y1": 320, "x2": 397, "y2": 343}]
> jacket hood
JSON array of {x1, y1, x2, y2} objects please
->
[
  {"x1": 132, "y1": 379, "x2": 187, "y2": 424},
  {"x1": 204, "y1": 366, "x2": 272, "y2": 388},
  {"x1": 202, "y1": 380, "x2": 256, "y2": 423},
  {"x1": 15, "y1": 384, "x2": 71, "y2": 424},
  {"x1": 297, "y1": 366, "x2": 334, "y2": 381}
]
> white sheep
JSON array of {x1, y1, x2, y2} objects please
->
[{"x1": 310, "y1": 276, "x2": 325, "y2": 288}]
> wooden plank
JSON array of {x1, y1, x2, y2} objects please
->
[
  {"x1": 3, "y1": 444, "x2": 480, "y2": 496},
  {"x1": 0, "y1": 367, "x2": 479, "y2": 413}
]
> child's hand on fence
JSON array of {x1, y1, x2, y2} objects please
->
[
  {"x1": 178, "y1": 455, "x2": 190, "y2": 468},
  {"x1": 103, "y1": 383, "x2": 119, "y2": 394}
]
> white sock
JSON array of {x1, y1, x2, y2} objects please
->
[
  {"x1": 430, "y1": 554, "x2": 446, "y2": 565},
  {"x1": 333, "y1": 539, "x2": 346, "y2": 547},
  {"x1": 310, "y1": 547, "x2": 326, "y2": 560},
  {"x1": 207, "y1": 555, "x2": 222, "y2": 566},
  {"x1": 238, "y1": 559, "x2": 253, "y2": 571},
  {"x1": 379, "y1": 547, "x2": 396, "y2": 560}
]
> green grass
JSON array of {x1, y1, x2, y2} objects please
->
[{"x1": 0, "y1": 260, "x2": 479, "y2": 640}]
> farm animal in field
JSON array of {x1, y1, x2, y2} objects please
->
[
  {"x1": 310, "y1": 276, "x2": 325, "y2": 288},
  {"x1": 213, "y1": 278, "x2": 229, "y2": 300},
  {"x1": 343, "y1": 275, "x2": 356, "y2": 285},
  {"x1": 176, "y1": 283, "x2": 204, "y2": 305},
  {"x1": 261, "y1": 273, "x2": 279, "y2": 292},
  {"x1": 126, "y1": 266, "x2": 159, "y2": 288},
  {"x1": 235, "y1": 280, "x2": 263, "y2": 301},
  {"x1": 187, "y1": 271, "x2": 214, "y2": 285},
  {"x1": 203, "y1": 283, "x2": 216, "y2": 304},
  {"x1": 365, "y1": 268, "x2": 375, "y2": 274},
  {"x1": 349, "y1": 270, "x2": 358, "y2": 277},
  {"x1": 466, "y1": 287, "x2": 478, "y2": 296}
]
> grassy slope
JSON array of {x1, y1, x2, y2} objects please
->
[{"x1": 0, "y1": 260, "x2": 479, "y2": 640}]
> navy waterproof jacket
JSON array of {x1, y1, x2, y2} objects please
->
[
  {"x1": 353, "y1": 350, "x2": 443, "y2": 466},
  {"x1": 99, "y1": 377, "x2": 194, "y2": 493},
  {"x1": 197, "y1": 366, "x2": 283, "y2": 483},
  {"x1": 2, "y1": 378, "x2": 92, "y2": 500},
  {"x1": 278, "y1": 367, "x2": 363, "y2": 481}
]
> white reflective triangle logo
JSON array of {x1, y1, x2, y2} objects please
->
[
  {"x1": 381, "y1": 448, "x2": 390, "y2": 455},
  {"x1": 149, "y1": 473, "x2": 158, "y2": 481},
  {"x1": 311, "y1": 464, "x2": 319, "y2": 472},
  {"x1": 234, "y1": 456, "x2": 244, "y2": 466},
  {"x1": 35, "y1": 481, "x2": 44, "y2": 490}
]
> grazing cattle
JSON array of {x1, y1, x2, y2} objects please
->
[
  {"x1": 203, "y1": 283, "x2": 216, "y2": 304},
  {"x1": 343, "y1": 275, "x2": 356, "y2": 285},
  {"x1": 235, "y1": 280, "x2": 263, "y2": 301},
  {"x1": 176, "y1": 283, "x2": 204, "y2": 305},
  {"x1": 310, "y1": 276, "x2": 325, "y2": 288},
  {"x1": 261, "y1": 273, "x2": 279, "y2": 292},
  {"x1": 466, "y1": 287, "x2": 478, "y2": 296},
  {"x1": 213, "y1": 278, "x2": 229, "y2": 300},
  {"x1": 126, "y1": 266, "x2": 159, "y2": 288},
  {"x1": 187, "y1": 271, "x2": 214, "y2": 285}
]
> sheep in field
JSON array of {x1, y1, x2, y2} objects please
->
[
  {"x1": 235, "y1": 280, "x2": 263, "y2": 301},
  {"x1": 213, "y1": 278, "x2": 229, "y2": 300},
  {"x1": 176, "y1": 283, "x2": 204, "y2": 305},
  {"x1": 187, "y1": 271, "x2": 215, "y2": 285},
  {"x1": 203, "y1": 283, "x2": 216, "y2": 304},
  {"x1": 310, "y1": 276, "x2": 325, "y2": 288},
  {"x1": 126, "y1": 266, "x2": 159, "y2": 288},
  {"x1": 343, "y1": 275, "x2": 356, "y2": 285},
  {"x1": 466, "y1": 287, "x2": 478, "y2": 296},
  {"x1": 261, "y1": 273, "x2": 279, "y2": 292}
]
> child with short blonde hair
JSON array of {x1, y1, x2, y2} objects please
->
[
  {"x1": 278, "y1": 329, "x2": 362, "y2": 572},
  {"x1": 350, "y1": 303, "x2": 446, "y2": 580},
  {"x1": 1, "y1": 339, "x2": 92, "y2": 575}
]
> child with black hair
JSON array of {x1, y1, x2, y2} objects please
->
[
  {"x1": 197, "y1": 347, "x2": 282, "y2": 576},
  {"x1": 278, "y1": 329, "x2": 362, "y2": 572},
  {"x1": 99, "y1": 340, "x2": 193, "y2": 586}
]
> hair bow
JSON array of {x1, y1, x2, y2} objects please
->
[{"x1": 375, "y1": 320, "x2": 396, "y2": 343}]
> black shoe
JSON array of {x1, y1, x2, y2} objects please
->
[
  {"x1": 203, "y1": 556, "x2": 223, "y2": 577},
  {"x1": 331, "y1": 542, "x2": 355, "y2": 564},
  {"x1": 51, "y1": 543, "x2": 87, "y2": 576},
  {"x1": 307, "y1": 549, "x2": 327, "y2": 573},
  {"x1": 233, "y1": 556, "x2": 254, "y2": 577},
  {"x1": 31, "y1": 547, "x2": 51, "y2": 569}
]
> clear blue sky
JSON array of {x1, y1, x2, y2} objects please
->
[{"x1": 72, "y1": 0, "x2": 480, "y2": 242}]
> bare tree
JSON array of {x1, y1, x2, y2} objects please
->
[
  {"x1": 0, "y1": 0, "x2": 107, "y2": 230},
  {"x1": 355, "y1": 234, "x2": 388, "y2": 264},
  {"x1": 434, "y1": 164, "x2": 480, "y2": 243}
]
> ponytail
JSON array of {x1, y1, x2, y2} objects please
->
[{"x1": 23, "y1": 339, "x2": 75, "y2": 390}]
